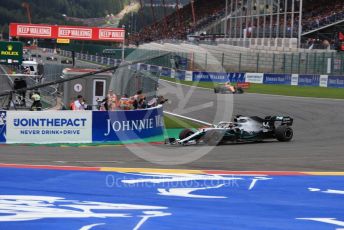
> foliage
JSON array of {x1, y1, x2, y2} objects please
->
[{"x1": 0, "y1": 0, "x2": 132, "y2": 37}]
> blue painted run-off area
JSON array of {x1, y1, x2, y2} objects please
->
[{"x1": 0, "y1": 167, "x2": 343, "y2": 230}]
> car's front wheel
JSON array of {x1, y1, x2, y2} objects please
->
[{"x1": 179, "y1": 129, "x2": 195, "y2": 140}]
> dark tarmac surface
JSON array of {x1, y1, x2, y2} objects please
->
[{"x1": 0, "y1": 77, "x2": 343, "y2": 171}]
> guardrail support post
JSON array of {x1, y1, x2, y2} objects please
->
[
  {"x1": 239, "y1": 53, "x2": 242, "y2": 72},
  {"x1": 256, "y1": 53, "x2": 259, "y2": 73},
  {"x1": 305, "y1": 53, "x2": 308, "y2": 74},
  {"x1": 272, "y1": 53, "x2": 275, "y2": 73}
]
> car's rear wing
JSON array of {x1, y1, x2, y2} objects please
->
[{"x1": 264, "y1": 116, "x2": 293, "y2": 126}]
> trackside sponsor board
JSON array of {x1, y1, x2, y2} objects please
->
[
  {"x1": 0, "y1": 111, "x2": 6, "y2": 143},
  {"x1": 92, "y1": 106, "x2": 164, "y2": 142},
  {"x1": 175, "y1": 70, "x2": 186, "y2": 80},
  {"x1": 193, "y1": 72, "x2": 245, "y2": 83},
  {"x1": 160, "y1": 67, "x2": 171, "y2": 78},
  {"x1": 245, "y1": 73, "x2": 264, "y2": 84},
  {"x1": 6, "y1": 111, "x2": 92, "y2": 143},
  {"x1": 263, "y1": 74, "x2": 292, "y2": 85},
  {"x1": 319, "y1": 75, "x2": 328, "y2": 87},
  {"x1": 327, "y1": 76, "x2": 344, "y2": 88},
  {"x1": 185, "y1": 71, "x2": 193, "y2": 81},
  {"x1": 298, "y1": 75, "x2": 320, "y2": 87},
  {"x1": 291, "y1": 74, "x2": 299, "y2": 86}
]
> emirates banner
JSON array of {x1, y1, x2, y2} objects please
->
[{"x1": 9, "y1": 23, "x2": 125, "y2": 42}]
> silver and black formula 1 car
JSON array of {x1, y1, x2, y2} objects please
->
[
  {"x1": 214, "y1": 84, "x2": 244, "y2": 94},
  {"x1": 165, "y1": 115, "x2": 293, "y2": 146}
]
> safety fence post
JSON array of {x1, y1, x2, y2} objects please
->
[
  {"x1": 272, "y1": 53, "x2": 275, "y2": 73},
  {"x1": 256, "y1": 53, "x2": 260, "y2": 73},
  {"x1": 305, "y1": 53, "x2": 309, "y2": 74},
  {"x1": 298, "y1": 52, "x2": 301, "y2": 74},
  {"x1": 205, "y1": 52, "x2": 208, "y2": 71},
  {"x1": 283, "y1": 53, "x2": 286, "y2": 74},
  {"x1": 291, "y1": 53, "x2": 294, "y2": 74},
  {"x1": 221, "y1": 52, "x2": 225, "y2": 72},
  {"x1": 239, "y1": 53, "x2": 242, "y2": 72}
]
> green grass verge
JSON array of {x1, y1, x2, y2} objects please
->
[
  {"x1": 164, "y1": 114, "x2": 203, "y2": 129},
  {"x1": 160, "y1": 77, "x2": 344, "y2": 99}
]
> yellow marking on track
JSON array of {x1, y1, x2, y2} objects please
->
[{"x1": 100, "y1": 167, "x2": 204, "y2": 174}]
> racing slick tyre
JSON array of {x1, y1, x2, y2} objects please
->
[
  {"x1": 275, "y1": 125, "x2": 293, "y2": 142},
  {"x1": 179, "y1": 129, "x2": 195, "y2": 140},
  {"x1": 235, "y1": 87, "x2": 244, "y2": 94},
  {"x1": 203, "y1": 130, "x2": 223, "y2": 146}
]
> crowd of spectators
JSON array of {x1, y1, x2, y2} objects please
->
[
  {"x1": 128, "y1": 0, "x2": 344, "y2": 45},
  {"x1": 128, "y1": 0, "x2": 226, "y2": 45},
  {"x1": 302, "y1": 0, "x2": 344, "y2": 32},
  {"x1": 69, "y1": 90, "x2": 168, "y2": 111}
]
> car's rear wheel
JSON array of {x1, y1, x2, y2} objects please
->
[
  {"x1": 236, "y1": 87, "x2": 244, "y2": 94},
  {"x1": 275, "y1": 125, "x2": 293, "y2": 142},
  {"x1": 179, "y1": 129, "x2": 195, "y2": 140}
]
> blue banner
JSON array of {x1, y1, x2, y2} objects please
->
[
  {"x1": 192, "y1": 72, "x2": 245, "y2": 83},
  {"x1": 160, "y1": 67, "x2": 171, "y2": 78},
  {"x1": 139, "y1": 64, "x2": 148, "y2": 71},
  {"x1": 298, "y1": 75, "x2": 320, "y2": 86},
  {"x1": 328, "y1": 76, "x2": 344, "y2": 88},
  {"x1": 149, "y1": 65, "x2": 159, "y2": 75},
  {"x1": 92, "y1": 106, "x2": 164, "y2": 142},
  {"x1": 263, "y1": 74, "x2": 292, "y2": 85},
  {"x1": 0, "y1": 111, "x2": 6, "y2": 143},
  {"x1": 175, "y1": 70, "x2": 186, "y2": 80}
]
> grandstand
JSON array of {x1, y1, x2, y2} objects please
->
[
  {"x1": 125, "y1": 0, "x2": 344, "y2": 74},
  {"x1": 128, "y1": 0, "x2": 344, "y2": 49}
]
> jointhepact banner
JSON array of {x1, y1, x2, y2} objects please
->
[{"x1": 6, "y1": 111, "x2": 92, "y2": 143}]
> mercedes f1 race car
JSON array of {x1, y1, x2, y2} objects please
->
[{"x1": 165, "y1": 115, "x2": 293, "y2": 146}]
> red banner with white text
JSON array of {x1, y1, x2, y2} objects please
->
[{"x1": 9, "y1": 23, "x2": 125, "y2": 42}]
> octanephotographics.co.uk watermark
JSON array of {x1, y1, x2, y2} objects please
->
[{"x1": 105, "y1": 174, "x2": 242, "y2": 189}]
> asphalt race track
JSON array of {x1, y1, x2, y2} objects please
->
[{"x1": 0, "y1": 76, "x2": 343, "y2": 171}]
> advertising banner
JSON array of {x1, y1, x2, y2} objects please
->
[
  {"x1": 245, "y1": 73, "x2": 264, "y2": 84},
  {"x1": 0, "y1": 111, "x2": 6, "y2": 143},
  {"x1": 263, "y1": 74, "x2": 292, "y2": 85},
  {"x1": 175, "y1": 70, "x2": 186, "y2": 80},
  {"x1": 327, "y1": 76, "x2": 344, "y2": 88},
  {"x1": 193, "y1": 72, "x2": 245, "y2": 83},
  {"x1": 92, "y1": 106, "x2": 164, "y2": 142},
  {"x1": 6, "y1": 111, "x2": 92, "y2": 143},
  {"x1": 159, "y1": 68, "x2": 171, "y2": 78},
  {"x1": 139, "y1": 64, "x2": 148, "y2": 71},
  {"x1": 185, "y1": 71, "x2": 193, "y2": 81},
  {"x1": 298, "y1": 75, "x2": 320, "y2": 87},
  {"x1": 0, "y1": 41, "x2": 23, "y2": 65},
  {"x1": 149, "y1": 65, "x2": 159, "y2": 75},
  {"x1": 9, "y1": 23, "x2": 125, "y2": 42},
  {"x1": 319, "y1": 75, "x2": 328, "y2": 87},
  {"x1": 291, "y1": 74, "x2": 299, "y2": 86}
]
